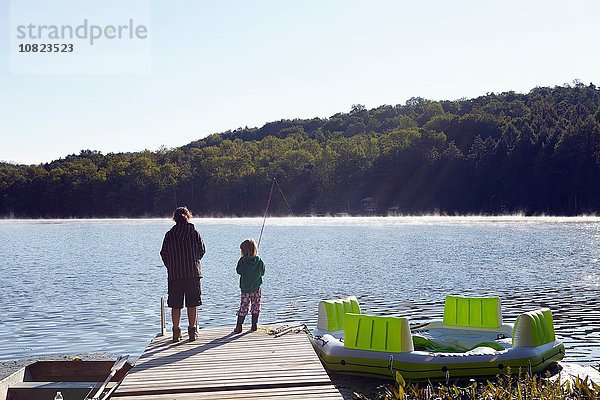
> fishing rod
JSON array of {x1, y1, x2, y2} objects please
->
[{"x1": 257, "y1": 178, "x2": 276, "y2": 250}]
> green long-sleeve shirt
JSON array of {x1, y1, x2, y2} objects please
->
[{"x1": 236, "y1": 255, "x2": 265, "y2": 293}]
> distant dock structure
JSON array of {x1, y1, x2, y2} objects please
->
[{"x1": 112, "y1": 326, "x2": 343, "y2": 399}]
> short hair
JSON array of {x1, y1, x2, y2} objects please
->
[
  {"x1": 173, "y1": 206, "x2": 192, "y2": 224},
  {"x1": 240, "y1": 238, "x2": 258, "y2": 258}
]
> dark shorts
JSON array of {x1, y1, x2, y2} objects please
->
[{"x1": 167, "y1": 277, "x2": 202, "y2": 309}]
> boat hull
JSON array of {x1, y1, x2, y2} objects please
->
[
  {"x1": 310, "y1": 334, "x2": 565, "y2": 381},
  {"x1": 0, "y1": 360, "x2": 132, "y2": 400}
]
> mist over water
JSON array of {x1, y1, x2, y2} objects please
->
[{"x1": 0, "y1": 217, "x2": 599, "y2": 364}]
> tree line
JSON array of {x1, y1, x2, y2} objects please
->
[{"x1": 1, "y1": 82, "x2": 599, "y2": 218}]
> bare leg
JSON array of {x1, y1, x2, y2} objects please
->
[
  {"x1": 172, "y1": 308, "x2": 182, "y2": 328},
  {"x1": 187, "y1": 306, "x2": 197, "y2": 327}
]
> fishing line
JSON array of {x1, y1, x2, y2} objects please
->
[
  {"x1": 274, "y1": 178, "x2": 294, "y2": 215},
  {"x1": 257, "y1": 178, "x2": 294, "y2": 250}
]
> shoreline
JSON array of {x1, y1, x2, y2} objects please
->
[{"x1": 1, "y1": 215, "x2": 599, "y2": 222}]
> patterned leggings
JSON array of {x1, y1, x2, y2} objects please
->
[{"x1": 237, "y1": 289, "x2": 261, "y2": 316}]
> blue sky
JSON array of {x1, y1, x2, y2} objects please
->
[{"x1": 1, "y1": 0, "x2": 599, "y2": 164}]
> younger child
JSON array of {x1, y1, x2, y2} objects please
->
[{"x1": 233, "y1": 238, "x2": 265, "y2": 333}]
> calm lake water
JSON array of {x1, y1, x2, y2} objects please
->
[{"x1": 0, "y1": 217, "x2": 599, "y2": 365}]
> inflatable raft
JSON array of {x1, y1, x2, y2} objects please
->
[{"x1": 309, "y1": 295, "x2": 565, "y2": 380}]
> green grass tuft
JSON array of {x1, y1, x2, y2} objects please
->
[{"x1": 354, "y1": 368, "x2": 600, "y2": 400}]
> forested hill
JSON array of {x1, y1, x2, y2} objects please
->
[{"x1": 2, "y1": 83, "x2": 600, "y2": 218}]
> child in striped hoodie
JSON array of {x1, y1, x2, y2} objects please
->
[{"x1": 160, "y1": 206, "x2": 206, "y2": 342}]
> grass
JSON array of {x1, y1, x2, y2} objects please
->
[{"x1": 354, "y1": 367, "x2": 600, "y2": 400}]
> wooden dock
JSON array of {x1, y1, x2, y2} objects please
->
[{"x1": 111, "y1": 326, "x2": 343, "y2": 399}]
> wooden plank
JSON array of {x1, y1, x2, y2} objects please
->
[
  {"x1": 114, "y1": 327, "x2": 342, "y2": 399},
  {"x1": 112, "y1": 385, "x2": 342, "y2": 399},
  {"x1": 121, "y1": 373, "x2": 331, "y2": 387},
  {"x1": 124, "y1": 367, "x2": 327, "y2": 380}
]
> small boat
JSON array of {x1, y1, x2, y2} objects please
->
[
  {"x1": 0, "y1": 358, "x2": 132, "y2": 400},
  {"x1": 309, "y1": 295, "x2": 565, "y2": 381}
]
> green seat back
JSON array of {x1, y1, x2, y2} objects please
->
[
  {"x1": 317, "y1": 296, "x2": 360, "y2": 332},
  {"x1": 443, "y1": 295, "x2": 502, "y2": 329},
  {"x1": 512, "y1": 308, "x2": 556, "y2": 347},
  {"x1": 344, "y1": 313, "x2": 414, "y2": 353}
]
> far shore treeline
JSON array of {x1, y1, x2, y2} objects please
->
[{"x1": 1, "y1": 83, "x2": 599, "y2": 218}]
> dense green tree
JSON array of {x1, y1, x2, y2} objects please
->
[{"x1": 1, "y1": 83, "x2": 599, "y2": 217}]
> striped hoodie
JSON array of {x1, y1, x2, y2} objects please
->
[{"x1": 160, "y1": 222, "x2": 206, "y2": 281}]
